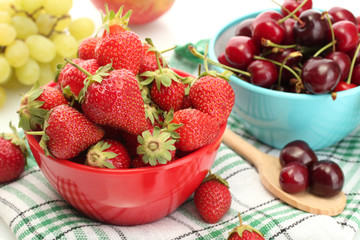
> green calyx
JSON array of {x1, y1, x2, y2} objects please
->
[
  {"x1": 137, "y1": 126, "x2": 176, "y2": 166},
  {"x1": 100, "y1": 5, "x2": 132, "y2": 34},
  {"x1": 160, "y1": 109, "x2": 182, "y2": 140},
  {"x1": 202, "y1": 171, "x2": 229, "y2": 188},
  {"x1": 227, "y1": 213, "x2": 264, "y2": 239},
  {"x1": 17, "y1": 81, "x2": 48, "y2": 132},
  {"x1": 86, "y1": 141, "x2": 117, "y2": 169},
  {"x1": 1, "y1": 122, "x2": 28, "y2": 158}
]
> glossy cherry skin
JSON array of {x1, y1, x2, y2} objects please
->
[
  {"x1": 252, "y1": 10, "x2": 285, "y2": 45},
  {"x1": 282, "y1": 18, "x2": 297, "y2": 45},
  {"x1": 280, "y1": 140, "x2": 318, "y2": 168},
  {"x1": 331, "y1": 20, "x2": 359, "y2": 52},
  {"x1": 328, "y1": 6, "x2": 357, "y2": 25},
  {"x1": 325, "y1": 51, "x2": 351, "y2": 82},
  {"x1": 218, "y1": 52, "x2": 235, "y2": 68},
  {"x1": 309, "y1": 160, "x2": 344, "y2": 197},
  {"x1": 279, "y1": 162, "x2": 309, "y2": 194},
  {"x1": 293, "y1": 9, "x2": 330, "y2": 47},
  {"x1": 247, "y1": 59, "x2": 278, "y2": 88},
  {"x1": 333, "y1": 81, "x2": 357, "y2": 92},
  {"x1": 281, "y1": 0, "x2": 312, "y2": 17},
  {"x1": 350, "y1": 64, "x2": 360, "y2": 86},
  {"x1": 225, "y1": 36, "x2": 258, "y2": 70},
  {"x1": 235, "y1": 18, "x2": 254, "y2": 37},
  {"x1": 301, "y1": 58, "x2": 341, "y2": 94}
]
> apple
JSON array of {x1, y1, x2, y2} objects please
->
[{"x1": 90, "y1": 0, "x2": 175, "y2": 25}]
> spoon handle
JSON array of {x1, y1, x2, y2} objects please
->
[{"x1": 222, "y1": 128, "x2": 264, "y2": 169}]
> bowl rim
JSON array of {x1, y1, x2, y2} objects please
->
[{"x1": 208, "y1": 9, "x2": 360, "y2": 100}]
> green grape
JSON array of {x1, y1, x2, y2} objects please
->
[
  {"x1": 68, "y1": 17, "x2": 95, "y2": 40},
  {"x1": 0, "y1": 55, "x2": 11, "y2": 84},
  {"x1": 0, "y1": 86, "x2": 6, "y2": 108},
  {"x1": 43, "y1": 0, "x2": 73, "y2": 16},
  {"x1": 0, "y1": 0, "x2": 16, "y2": 14},
  {"x1": 15, "y1": 58, "x2": 40, "y2": 86},
  {"x1": 52, "y1": 33, "x2": 77, "y2": 58},
  {"x1": 20, "y1": 0, "x2": 44, "y2": 14},
  {"x1": 11, "y1": 15, "x2": 38, "y2": 40},
  {"x1": 35, "y1": 13, "x2": 56, "y2": 36},
  {"x1": 0, "y1": 11, "x2": 11, "y2": 23},
  {"x1": 54, "y1": 15, "x2": 71, "y2": 31},
  {"x1": 38, "y1": 62, "x2": 54, "y2": 86},
  {"x1": 0, "y1": 23, "x2": 16, "y2": 46},
  {"x1": 5, "y1": 40, "x2": 29, "y2": 67},
  {"x1": 25, "y1": 34, "x2": 56, "y2": 63}
]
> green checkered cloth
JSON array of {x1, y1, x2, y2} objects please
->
[{"x1": 1, "y1": 42, "x2": 360, "y2": 240}]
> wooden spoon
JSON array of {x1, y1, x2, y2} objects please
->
[{"x1": 222, "y1": 128, "x2": 347, "y2": 216}]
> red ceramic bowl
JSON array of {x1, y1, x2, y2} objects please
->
[{"x1": 25, "y1": 68, "x2": 226, "y2": 225}]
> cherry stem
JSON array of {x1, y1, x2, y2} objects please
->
[
  {"x1": 276, "y1": 0, "x2": 308, "y2": 26},
  {"x1": 313, "y1": 41, "x2": 336, "y2": 57},
  {"x1": 277, "y1": 52, "x2": 300, "y2": 88},
  {"x1": 346, "y1": 42, "x2": 360, "y2": 84},
  {"x1": 254, "y1": 55, "x2": 302, "y2": 82},
  {"x1": 187, "y1": 45, "x2": 251, "y2": 77},
  {"x1": 261, "y1": 38, "x2": 297, "y2": 49},
  {"x1": 323, "y1": 11, "x2": 336, "y2": 52}
]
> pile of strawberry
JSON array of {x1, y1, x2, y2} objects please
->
[{"x1": 16, "y1": 6, "x2": 235, "y2": 170}]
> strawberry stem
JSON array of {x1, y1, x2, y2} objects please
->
[{"x1": 64, "y1": 58, "x2": 93, "y2": 78}]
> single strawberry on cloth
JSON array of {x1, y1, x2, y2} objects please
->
[{"x1": 1, "y1": 43, "x2": 360, "y2": 240}]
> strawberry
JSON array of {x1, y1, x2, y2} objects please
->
[
  {"x1": 137, "y1": 126, "x2": 176, "y2": 166},
  {"x1": 95, "y1": 30, "x2": 143, "y2": 75},
  {"x1": 17, "y1": 81, "x2": 68, "y2": 131},
  {"x1": 86, "y1": 139, "x2": 131, "y2": 169},
  {"x1": 100, "y1": 5, "x2": 131, "y2": 37},
  {"x1": 0, "y1": 123, "x2": 27, "y2": 183},
  {"x1": 32, "y1": 104, "x2": 105, "y2": 159},
  {"x1": 150, "y1": 80, "x2": 186, "y2": 112},
  {"x1": 227, "y1": 213, "x2": 265, "y2": 240},
  {"x1": 131, "y1": 157, "x2": 151, "y2": 168},
  {"x1": 58, "y1": 58, "x2": 100, "y2": 98},
  {"x1": 78, "y1": 37, "x2": 100, "y2": 60},
  {"x1": 189, "y1": 74, "x2": 235, "y2": 125},
  {"x1": 171, "y1": 108, "x2": 220, "y2": 152},
  {"x1": 194, "y1": 172, "x2": 232, "y2": 224},
  {"x1": 138, "y1": 41, "x2": 168, "y2": 75}
]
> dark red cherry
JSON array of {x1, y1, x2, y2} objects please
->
[
  {"x1": 225, "y1": 36, "x2": 258, "y2": 70},
  {"x1": 247, "y1": 59, "x2": 278, "y2": 88},
  {"x1": 333, "y1": 81, "x2": 357, "y2": 92},
  {"x1": 293, "y1": 9, "x2": 330, "y2": 47},
  {"x1": 347, "y1": 42, "x2": 360, "y2": 65},
  {"x1": 280, "y1": 162, "x2": 309, "y2": 194},
  {"x1": 280, "y1": 140, "x2": 318, "y2": 168},
  {"x1": 331, "y1": 20, "x2": 359, "y2": 52},
  {"x1": 328, "y1": 6, "x2": 357, "y2": 25},
  {"x1": 252, "y1": 10, "x2": 285, "y2": 45},
  {"x1": 281, "y1": 0, "x2": 313, "y2": 17},
  {"x1": 350, "y1": 64, "x2": 360, "y2": 85},
  {"x1": 325, "y1": 51, "x2": 351, "y2": 82},
  {"x1": 282, "y1": 18, "x2": 297, "y2": 45},
  {"x1": 301, "y1": 58, "x2": 341, "y2": 94},
  {"x1": 218, "y1": 52, "x2": 235, "y2": 68},
  {"x1": 235, "y1": 18, "x2": 254, "y2": 37},
  {"x1": 309, "y1": 160, "x2": 344, "y2": 197}
]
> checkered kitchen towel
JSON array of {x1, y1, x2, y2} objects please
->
[{"x1": 1, "y1": 42, "x2": 360, "y2": 240}]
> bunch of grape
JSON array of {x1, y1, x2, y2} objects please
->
[{"x1": 0, "y1": 0, "x2": 95, "y2": 108}]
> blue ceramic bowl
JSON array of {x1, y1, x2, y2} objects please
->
[{"x1": 208, "y1": 10, "x2": 360, "y2": 150}]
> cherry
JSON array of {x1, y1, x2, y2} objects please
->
[
  {"x1": 309, "y1": 160, "x2": 344, "y2": 197},
  {"x1": 333, "y1": 81, "x2": 357, "y2": 92},
  {"x1": 348, "y1": 42, "x2": 360, "y2": 65},
  {"x1": 293, "y1": 9, "x2": 330, "y2": 47},
  {"x1": 350, "y1": 64, "x2": 360, "y2": 85},
  {"x1": 282, "y1": 18, "x2": 297, "y2": 45},
  {"x1": 281, "y1": 0, "x2": 313, "y2": 17},
  {"x1": 247, "y1": 59, "x2": 278, "y2": 88},
  {"x1": 235, "y1": 18, "x2": 254, "y2": 37},
  {"x1": 325, "y1": 51, "x2": 351, "y2": 82},
  {"x1": 330, "y1": 20, "x2": 359, "y2": 52},
  {"x1": 252, "y1": 10, "x2": 285, "y2": 45},
  {"x1": 280, "y1": 140, "x2": 317, "y2": 168},
  {"x1": 218, "y1": 52, "x2": 235, "y2": 68},
  {"x1": 328, "y1": 6, "x2": 357, "y2": 25},
  {"x1": 225, "y1": 36, "x2": 258, "y2": 70},
  {"x1": 279, "y1": 161, "x2": 309, "y2": 194},
  {"x1": 301, "y1": 57, "x2": 341, "y2": 94}
]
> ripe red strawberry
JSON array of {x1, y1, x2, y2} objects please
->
[
  {"x1": 227, "y1": 213, "x2": 264, "y2": 240},
  {"x1": 189, "y1": 74, "x2": 235, "y2": 125},
  {"x1": 86, "y1": 139, "x2": 131, "y2": 169},
  {"x1": 138, "y1": 42, "x2": 168, "y2": 75},
  {"x1": 34, "y1": 104, "x2": 105, "y2": 159},
  {"x1": 137, "y1": 126, "x2": 176, "y2": 166},
  {"x1": 150, "y1": 80, "x2": 186, "y2": 112},
  {"x1": 131, "y1": 157, "x2": 151, "y2": 168},
  {"x1": 100, "y1": 5, "x2": 130, "y2": 37},
  {"x1": 194, "y1": 173, "x2": 232, "y2": 224},
  {"x1": 58, "y1": 59, "x2": 100, "y2": 98},
  {"x1": 95, "y1": 30, "x2": 143, "y2": 75},
  {"x1": 0, "y1": 124, "x2": 27, "y2": 183},
  {"x1": 78, "y1": 37, "x2": 100, "y2": 60},
  {"x1": 80, "y1": 66, "x2": 150, "y2": 135},
  {"x1": 17, "y1": 81, "x2": 68, "y2": 131},
  {"x1": 171, "y1": 108, "x2": 220, "y2": 152}
]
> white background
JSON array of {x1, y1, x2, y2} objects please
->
[{"x1": 0, "y1": 0, "x2": 359, "y2": 239}]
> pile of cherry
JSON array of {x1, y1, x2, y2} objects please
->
[
  {"x1": 218, "y1": 0, "x2": 360, "y2": 95},
  {"x1": 279, "y1": 140, "x2": 344, "y2": 197}
]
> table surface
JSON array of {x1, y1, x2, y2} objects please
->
[{"x1": 0, "y1": 0, "x2": 358, "y2": 239}]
